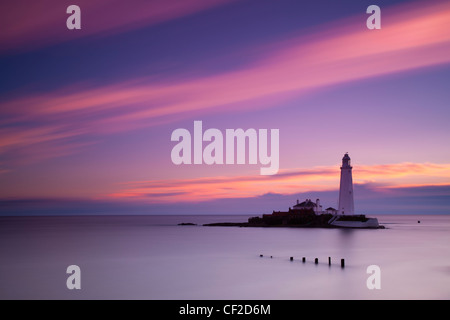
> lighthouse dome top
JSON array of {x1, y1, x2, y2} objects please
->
[{"x1": 341, "y1": 153, "x2": 352, "y2": 169}]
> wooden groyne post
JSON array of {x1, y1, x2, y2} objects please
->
[{"x1": 259, "y1": 254, "x2": 346, "y2": 268}]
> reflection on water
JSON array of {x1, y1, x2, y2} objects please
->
[
  {"x1": 336, "y1": 228, "x2": 355, "y2": 244},
  {"x1": 0, "y1": 215, "x2": 449, "y2": 299}
]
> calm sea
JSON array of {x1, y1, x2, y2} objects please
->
[{"x1": 0, "y1": 214, "x2": 449, "y2": 299}]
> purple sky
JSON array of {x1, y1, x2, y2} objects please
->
[{"x1": 1, "y1": 0, "x2": 450, "y2": 215}]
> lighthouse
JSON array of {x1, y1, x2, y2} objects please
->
[{"x1": 338, "y1": 153, "x2": 354, "y2": 215}]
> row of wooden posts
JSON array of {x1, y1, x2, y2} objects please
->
[{"x1": 259, "y1": 254, "x2": 345, "y2": 268}]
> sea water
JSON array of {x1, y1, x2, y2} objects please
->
[{"x1": 0, "y1": 215, "x2": 449, "y2": 299}]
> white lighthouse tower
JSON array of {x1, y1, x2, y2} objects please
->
[{"x1": 338, "y1": 153, "x2": 354, "y2": 215}]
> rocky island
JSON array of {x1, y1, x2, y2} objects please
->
[
  {"x1": 204, "y1": 209, "x2": 333, "y2": 228},
  {"x1": 203, "y1": 208, "x2": 383, "y2": 229}
]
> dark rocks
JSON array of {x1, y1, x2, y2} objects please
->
[{"x1": 202, "y1": 222, "x2": 248, "y2": 227}]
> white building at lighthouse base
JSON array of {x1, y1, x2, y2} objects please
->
[{"x1": 329, "y1": 215, "x2": 379, "y2": 228}]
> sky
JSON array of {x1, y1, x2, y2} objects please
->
[{"x1": 1, "y1": 0, "x2": 450, "y2": 215}]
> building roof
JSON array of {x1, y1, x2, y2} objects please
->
[
  {"x1": 325, "y1": 207, "x2": 337, "y2": 211},
  {"x1": 293, "y1": 199, "x2": 317, "y2": 208}
]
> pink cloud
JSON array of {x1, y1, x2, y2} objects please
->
[
  {"x1": 0, "y1": 0, "x2": 238, "y2": 53},
  {"x1": 108, "y1": 162, "x2": 450, "y2": 203},
  {"x1": 1, "y1": 0, "x2": 450, "y2": 163}
]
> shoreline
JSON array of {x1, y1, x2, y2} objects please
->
[
  {"x1": 199, "y1": 212, "x2": 385, "y2": 229},
  {"x1": 202, "y1": 221, "x2": 385, "y2": 229}
]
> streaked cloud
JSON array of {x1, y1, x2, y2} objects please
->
[
  {"x1": 0, "y1": 0, "x2": 238, "y2": 54},
  {"x1": 2, "y1": 0, "x2": 449, "y2": 167},
  {"x1": 108, "y1": 162, "x2": 450, "y2": 202},
  {"x1": 3, "y1": 183, "x2": 450, "y2": 216}
]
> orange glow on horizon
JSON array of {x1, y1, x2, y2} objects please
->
[{"x1": 108, "y1": 162, "x2": 450, "y2": 203}]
